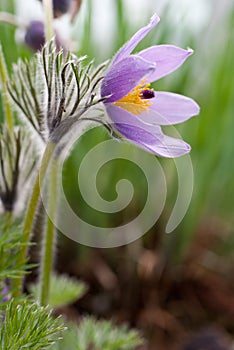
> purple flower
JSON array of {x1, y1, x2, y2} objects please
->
[
  {"x1": 101, "y1": 14, "x2": 200, "y2": 158},
  {"x1": 24, "y1": 21, "x2": 63, "y2": 52},
  {"x1": 53, "y1": 0, "x2": 71, "y2": 16},
  {"x1": 37, "y1": 0, "x2": 72, "y2": 17},
  {"x1": 25, "y1": 21, "x2": 45, "y2": 52}
]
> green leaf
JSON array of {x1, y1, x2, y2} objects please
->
[
  {"x1": 30, "y1": 274, "x2": 87, "y2": 308},
  {"x1": 0, "y1": 221, "x2": 33, "y2": 280},
  {"x1": 0, "y1": 300, "x2": 65, "y2": 350},
  {"x1": 50, "y1": 316, "x2": 143, "y2": 350}
]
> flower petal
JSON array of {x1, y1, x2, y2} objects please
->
[
  {"x1": 149, "y1": 92, "x2": 200, "y2": 124},
  {"x1": 112, "y1": 13, "x2": 160, "y2": 65},
  {"x1": 112, "y1": 91, "x2": 199, "y2": 126},
  {"x1": 105, "y1": 104, "x2": 191, "y2": 158},
  {"x1": 111, "y1": 100, "x2": 164, "y2": 126},
  {"x1": 105, "y1": 103, "x2": 162, "y2": 140},
  {"x1": 147, "y1": 134, "x2": 191, "y2": 157},
  {"x1": 138, "y1": 45, "x2": 193, "y2": 81},
  {"x1": 101, "y1": 55, "x2": 156, "y2": 103}
]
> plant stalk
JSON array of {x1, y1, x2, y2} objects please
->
[
  {"x1": 39, "y1": 156, "x2": 59, "y2": 306},
  {"x1": 42, "y1": 0, "x2": 54, "y2": 42},
  {"x1": 12, "y1": 142, "x2": 56, "y2": 297},
  {"x1": 0, "y1": 45, "x2": 14, "y2": 132}
]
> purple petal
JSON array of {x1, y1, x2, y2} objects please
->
[
  {"x1": 109, "y1": 91, "x2": 199, "y2": 126},
  {"x1": 138, "y1": 45, "x2": 193, "y2": 81},
  {"x1": 113, "y1": 100, "x2": 163, "y2": 126},
  {"x1": 149, "y1": 92, "x2": 200, "y2": 124},
  {"x1": 101, "y1": 56, "x2": 156, "y2": 103},
  {"x1": 106, "y1": 103, "x2": 162, "y2": 141},
  {"x1": 146, "y1": 134, "x2": 191, "y2": 157},
  {"x1": 106, "y1": 104, "x2": 191, "y2": 158},
  {"x1": 112, "y1": 14, "x2": 160, "y2": 65}
]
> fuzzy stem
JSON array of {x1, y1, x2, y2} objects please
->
[
  {"x1": 0, "y1": 12, "x2": 27, "y2": 28},
  {"x1": 0, "y1": 45, "x2": 14, "y2": 132},
  {"x1": 12, "y1": 142, "x2": 56, "y2": 297},
  {"x1": 42, "y1": 0, "x2": 54, "y2": 42},
  {"x1": 4, "y1": 212, "x2": 13, "y2": 229},
  {"x1": 39, "y1": 156, "x2": 59, "y2": 306}
]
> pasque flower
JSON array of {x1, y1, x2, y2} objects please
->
[{"x1": 101, "y1": 14, "x2": 199, "y2": 157}]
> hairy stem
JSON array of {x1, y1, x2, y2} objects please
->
[
  {"x1": 42, "y1": 0, "x2": 54, "y2": 42},
  {"x1": 39, "y1": 156, "x2": 59, "y2": 306},
  {"x1": 0, "y1": 12, "x2": 27, "y2": 28},
  {"x1": 12, "y1": 142, "x2": 56, "y2": 297},
  {"x1": 0, "y1": 45, "x2": 14, "y2": 132}
]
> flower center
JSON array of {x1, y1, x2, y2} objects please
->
[{"x1": 113, "y1": 80, "x2": 155, "y2": 115}]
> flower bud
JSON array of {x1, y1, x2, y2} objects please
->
[
  {"x1": 37, "y1": 0, "x2": 72, "y2": 18},
  {"x1": 24, "y1": 20, "x2": 45, "y2": 51},
  {"x1": 24, "y1": 20, "x2": 63, "y2": 52},
  {"x1": 53, "y1": 0, "x2": 72, "y2": 17}
]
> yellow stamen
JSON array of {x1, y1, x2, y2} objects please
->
[{"x1": 113, "y1": 80, "x2": 154, "y2": 115}]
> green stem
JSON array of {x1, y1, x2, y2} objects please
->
[
  {"x1": 4, "y1": 212, "x2": 13, "y2": 229},
  {"x1": 42, "y1": 0, "x2": 54, "y2": 42},
  {"x1": 39, "y1": 156, "x2": 59, "y2": 306},
  {"x1": 12, "y1": 142, "x2": 56, "y2": 297},
  {"x1": 0, "y1": 45, "x2": 14, "y2": 132}
]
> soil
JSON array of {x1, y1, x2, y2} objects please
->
[{"x1": 52, "y1": 217, "x2": 234, "y2": 349}]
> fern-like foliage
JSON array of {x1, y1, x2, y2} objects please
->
[
  {"x1": 30, "y1": 274, "x2": 87, "y2": 308},
  {"x1": 0, "y1": 300, "x2": 65, "y2": 350},
  {"x1": 0, "y1": 221, "x2": 33, "y2": 281},
  {"x1": 50, "y1": 316, "x2": 143, "y2": 350},
  {"x1": 7, "y1": 40, "x2": 108, "y2": 143}
]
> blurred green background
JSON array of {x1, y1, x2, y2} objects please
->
[{"x1": 1, "y1": 0, "x2": 234, "y2": 272}]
